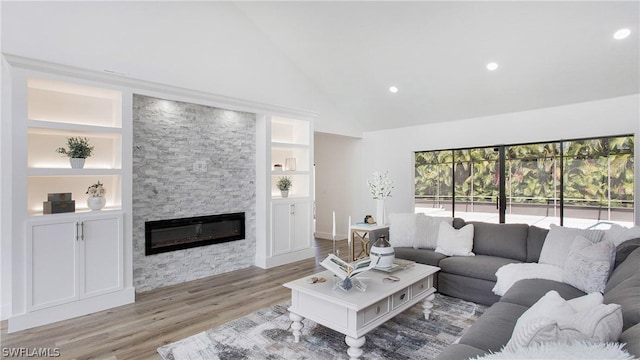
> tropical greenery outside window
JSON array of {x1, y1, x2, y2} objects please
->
[{"x1": 414, "y1": 135, "x2": 634, "y2": 228}]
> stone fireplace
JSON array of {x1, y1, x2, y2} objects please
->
[{"x1": 132, "y1": 94, "x2": 256, "y2": 292}]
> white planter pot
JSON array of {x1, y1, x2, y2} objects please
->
[
  {"x1": 69, "y1": 158, "x2": 85, "y2": 169},
  {"x1": 281, "y1": 190, "x2": 289, "y2": 198},
  {"x1": 87, "y1": 196, "x2": 106, "y2": 211}
]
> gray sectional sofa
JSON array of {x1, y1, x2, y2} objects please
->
[
  {"x1": 394, "y1": 219, "x2": 549, "y2": 305},
  {"x1": 387, "y1": 219, "x2": 640, "y2": 359}
]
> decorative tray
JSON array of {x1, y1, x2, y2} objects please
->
[{"x1": 372, "y1": 259, "x2": 416, "y2": 273}]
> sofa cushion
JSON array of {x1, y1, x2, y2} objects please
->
[
  {"x1": 614, "y1": 238, "x2": 640, "y2": 269},
  {"x1": 500, "y1": 279, "x2": 586, "y2": 308},
  {"x1": 604, "y1": 274, "x2": 640, "y2": 332},
  {"x1": 394, "y1": 247, "x2": 447, "y2": 267},
  {"x1": 526, "y1": 225, "x2": 549, "y2": 263},
  {"x1": 435, "y1": 343, "x2": 487, "y2": 360},
  {"x1": 453, "y1": 217, "x2": 466, "y2": 229},
  {"x1": 468, "y1": 222, "x2": 528, "y2": 261},
  {"x1": 606, "y1": 247, "x2": 640, "y2": 293},
  {"x1": 538, "y1": 224, "x2": 604, "y2": 268},
  {"x1": 458, "y1": 301, "x2": 528, "y2": 353},
  {"x1": 619, "y1": 323, "x2": 640, "y2": 359},
  {"x1": 439, "y1": 255, "x2": 521, "y2": 282},
  {"x1": 438, "y1": 273, "x2": 501, "y2": 306}
]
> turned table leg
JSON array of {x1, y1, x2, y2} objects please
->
[
  {"x1": 345, "y1": 335, "x2": 366, "y2": 360},
  {"x1": 289, "y1": 312, "x2": 304, "y2": 343},
  {"x1": 423, "y1": 293, "x2": 436, "y2": 320}
]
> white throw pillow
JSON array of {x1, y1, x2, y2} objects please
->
[
  {"x1": 414, "y1": 215, "x2": 452, "y2": 250},
  {"x1": 567, "y1": 292, "x2": 603, "y2": 312},
  {"x1": 559, "y1": 303, "x2": 623, "y2": 343},
  {"x1": 603, "y1": 223, "x2": 640, "y2": 247},
  {"x1": 435, "y1": 222, "x2": 474, "y2": 256},
  {"x1": 388, "y1": 213, "x2": 417, "y2": 247},
  {"x1": 538, "y1": 224, "x2": 604, "y2": 268},
  {"x1": 515, "y1": 290, "x2": 576, "y2": 326},
  {"x1": 505, "y1": 290, "x2": 623, "y2": 352},
  {"x1": 563, "y1": 236, "x2": 614, "y2": 293},
  {"x1": 413, "y1": 213, "x2": 428, "y2": 249}
]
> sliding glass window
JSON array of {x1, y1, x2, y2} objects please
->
[{"x1": 414, "y1": 135, "x2": 634, "y2": 228}]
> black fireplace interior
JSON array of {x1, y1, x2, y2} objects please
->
[{"x1": 145, "y1": 212, "x2": 245, "y2": 255}]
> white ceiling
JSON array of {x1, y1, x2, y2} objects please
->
[{"x1": 235, "y1": 1, "x2": 639, "y2": 131}]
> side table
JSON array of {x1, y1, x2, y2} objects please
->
[{"x1": 349, "y1": 223, "x2": 389, "y2": 262}]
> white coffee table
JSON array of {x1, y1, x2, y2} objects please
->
[{"x1": 283, "y1": 263, "x2": 440, "y2": 359}]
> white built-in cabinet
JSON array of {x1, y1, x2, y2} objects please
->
[
  {"x1": 256, "y1": 115, "x2": 315, "y2": 268},
  {"x1": 27, "y1": 212, "x2": 123, "y2": 311},
  {"x1": 272, "y1": 200, "x2": 312, "y2": 256},
  {"x1": 6, "y1": 60, "x2": 134, "y2": 332}
]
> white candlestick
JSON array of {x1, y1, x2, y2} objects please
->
[
  {"x1": 332, "y1": 211, "x2": 336, "y2": 239},
  {"x1": 347, "y1": 216, "x2": 352, "y2": 245}
]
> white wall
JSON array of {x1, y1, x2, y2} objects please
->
[
  {"x1": 0, "y1": 1, "x2": 360, "y2": 137},
  {"x1": 314, "y1": 132, "x2": 363, "y2": 240},
  {"x1": 0, "y1": 54, "x2": 12, "y2": 320},
  {"x1": 359, "y1": 95, "x2": 640, "y2": 223}
]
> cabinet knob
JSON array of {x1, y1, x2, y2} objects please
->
[
  {"x1": 400, "y1": 293, "x2": 406, "y2": 300},
  {"x1": 376, "y1": 306, "x2": 381, "y2": 314}
]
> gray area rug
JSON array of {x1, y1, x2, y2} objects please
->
[{"x1": 157, "y1": 293, "x2": 487, "y2": 360}]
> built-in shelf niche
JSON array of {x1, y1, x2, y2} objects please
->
[
  {"x1": 26, "y1": 76, "x2": 124, "y2": 216},
  {"x1": 27, "y1": 78, "x2": 122, "y2": 127},
  {"x1": 27, "y1": 175, "x2": 122, "y2": 216},
  {"x1": 271, "y1": 174, "x2": 310, "y2": 199},
  {"x1": 28, "y1": 128, "x2": 122, "y2": 169},
  {"x1": 271, "y1": 116, "x2": 309, "y2": 145},
  {"x1": 271, "y1": 146, "x2": 310, "y2": 172}
]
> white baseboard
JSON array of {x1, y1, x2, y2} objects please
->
[
  {"x1": 314, "y1": 232, "x2": 348, "y2": 241},
  {"x1": 8, "y1": 287, "x2": 135, "y2": 333},
  {"x1": 0, "y1": 302, "x2": 11, "y2": 321}
]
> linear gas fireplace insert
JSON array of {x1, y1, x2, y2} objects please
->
[{"x1": 145, "y1": 212, "x2": 245, "y2": 255}]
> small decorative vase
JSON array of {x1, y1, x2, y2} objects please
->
[
  {"x1": 370, "y1": 235, "x2": 395, "y2": 269},
  {"x1": 376, "y1": 199, "x2": 386, "y2": 225},
  {"x1": 87, "y1": 196, "x2": 106, "y2": 211},
  {"x1": 281, "y1": 190, "x2": 289, "y2": 198},
  {"x1": 70, "y1": 158, "x2": 85, "y2": 169}
]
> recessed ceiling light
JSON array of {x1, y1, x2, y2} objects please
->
[
  {"x1": 614, "y1": 28, "x2": 631, "y2": 40},
  {"x1": 389, "y1": 86, "x2": 399, "y2": 93},
  {"x1": 486, "y1": 62, "x2": 499, "y2": 71}
]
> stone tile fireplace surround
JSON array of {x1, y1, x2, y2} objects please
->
[{"x1": 132, "y1": 95, "x2": 256, "y2": 291}]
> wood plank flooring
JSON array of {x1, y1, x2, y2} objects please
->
[{"x1": 0, "y1": 239, "x2": 352, "y2": 360}]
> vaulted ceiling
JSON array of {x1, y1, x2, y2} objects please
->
[
  {"x1": 2, "y1": 2, "x2": 638, "y2": 134},
  {"x1": 236, "y1": 1, "x2": 639, "y2": 131}
]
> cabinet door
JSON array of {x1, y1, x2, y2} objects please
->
[
  {"x1": 291, "y1": 200, "x2": 311, "y2": 251},
  {"x1": 80, "y1": 214, "x2": 123, "y2": 298},
  {"x1": 28, "y1": 219, "x2": 79, "y2": 310},
  {"x1": 272, "y1": 202, "x2": 292, "y2": 255}
]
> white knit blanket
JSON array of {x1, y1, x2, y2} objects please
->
[
  {"x1": 472, "y1": 341, "x2": 636, "y2": 360},
  {"x1": 493, "y1": 263, "x2": 564, "y2": 296}
]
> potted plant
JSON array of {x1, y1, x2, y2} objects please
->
[
  {"x1": 86, "y1": 180, "x2": 106, "y2": 211},
  {"x1": 276, "y1": 176, "x2": 292, "y2": 198},
  {"x1": 56, "y1": 137, "x2": 94, "y2": 169}
]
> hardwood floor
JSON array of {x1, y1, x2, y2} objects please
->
[{"x1": 0, "y1": 238, "x2": 352, "y2": 360}]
